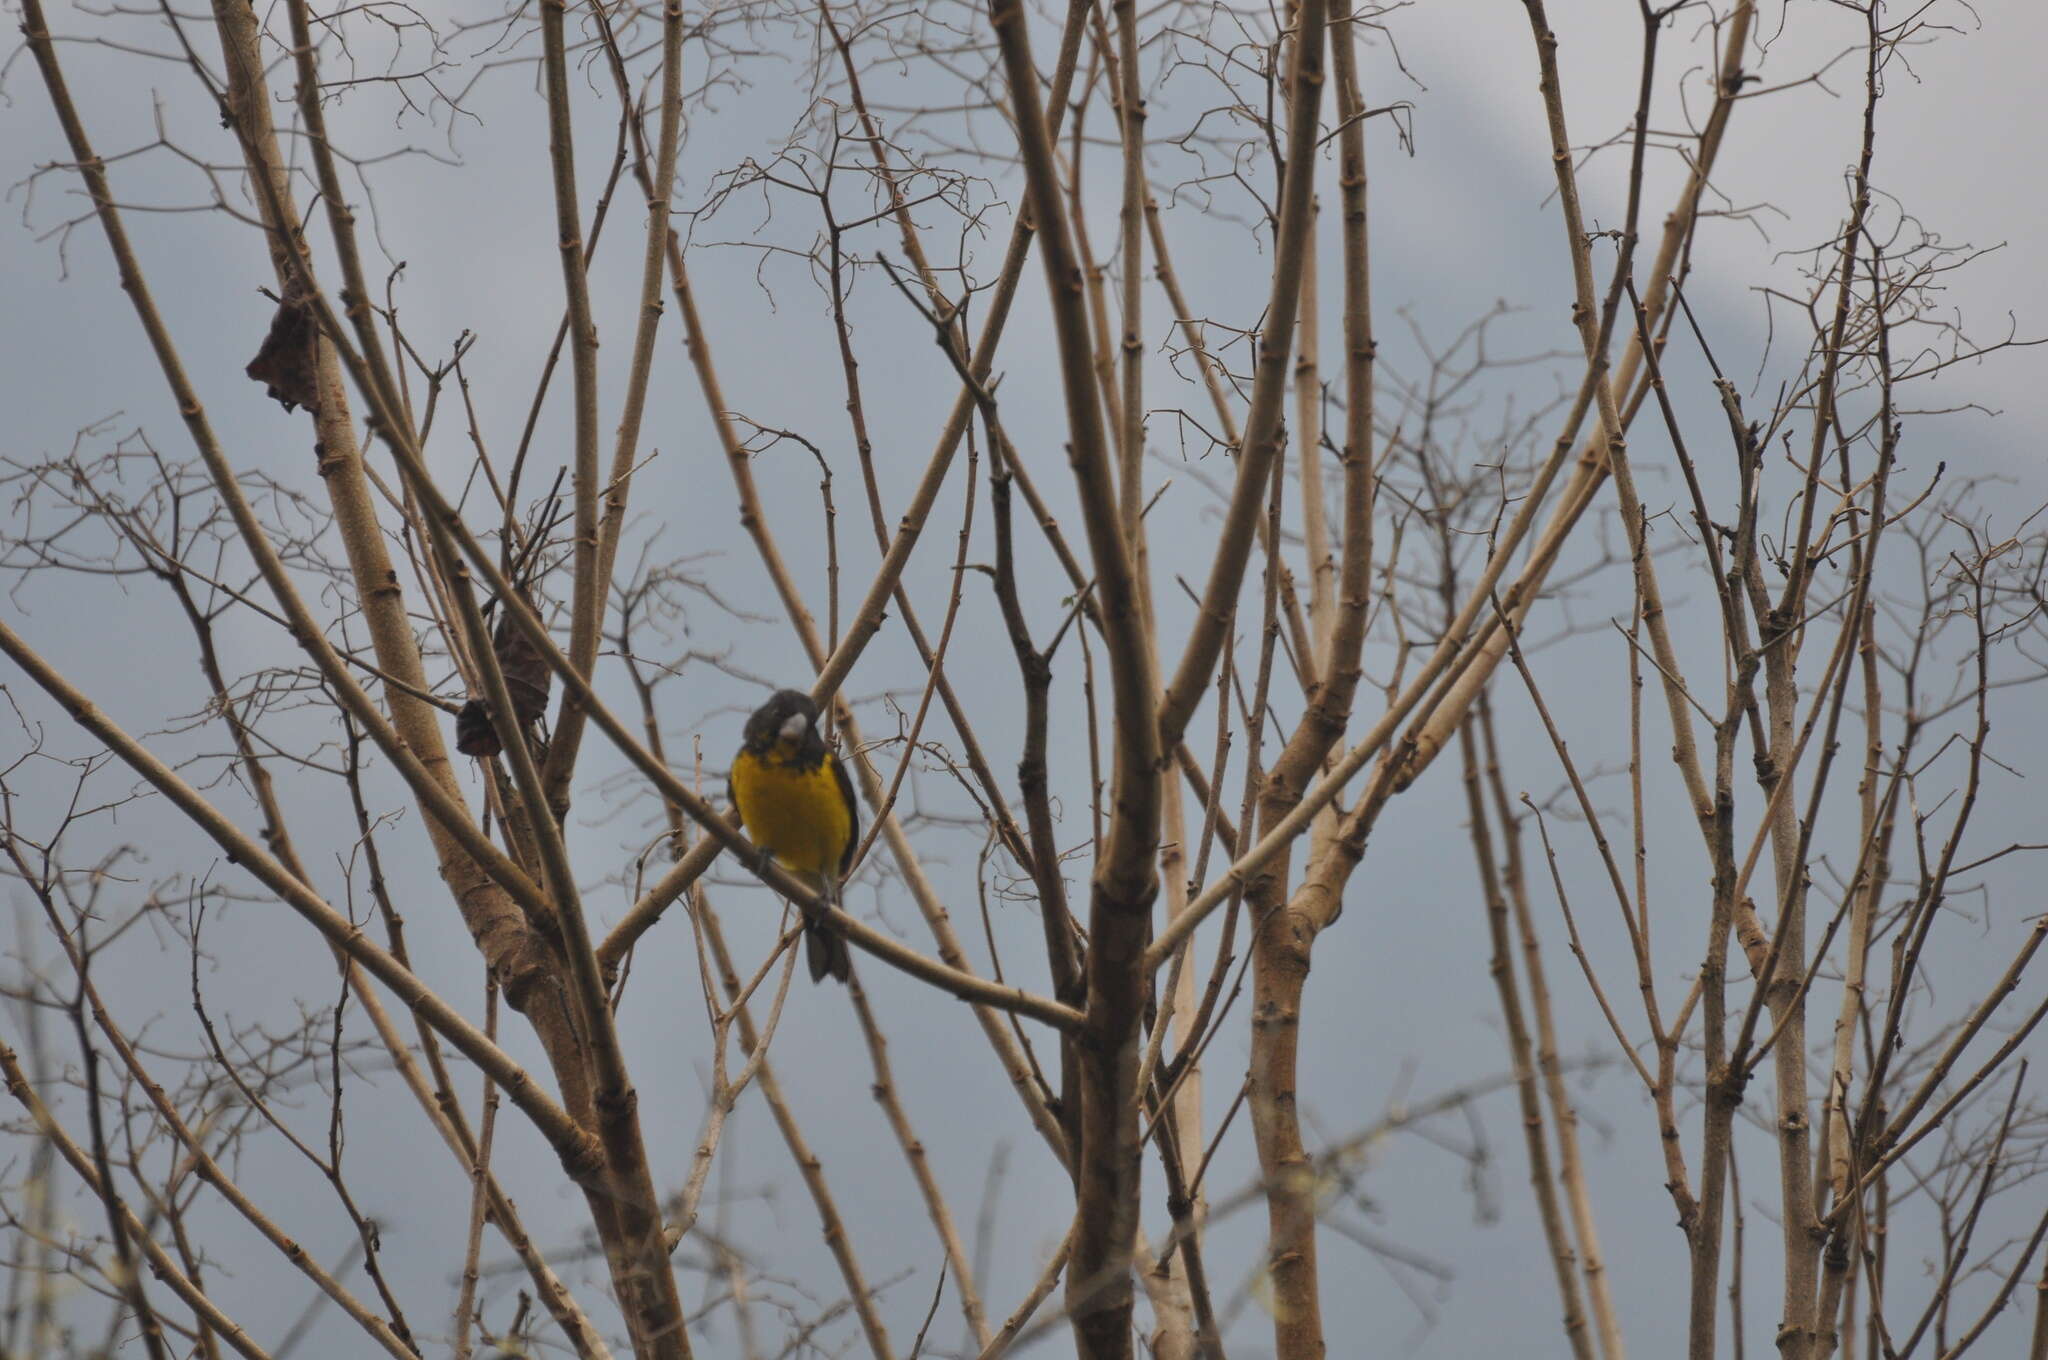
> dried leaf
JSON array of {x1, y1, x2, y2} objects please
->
[
  {"x1": 493, "y1": 598, "x2": 551, "y2": 730},
  {"x1": 454, "y1": 699, "x2": 502, "y2": 758},
  {"x1": 453, "y1": 589, "x2": 551, "y2": 760},
  {"x1": 244, "y1": 280, "x2": 320, "y2": 413}
]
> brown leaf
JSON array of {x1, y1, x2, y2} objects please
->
[
  {"x1": 493, "y1": 590, "x2": 552, "y2": 731},
  {"x1": 244, "y1": 280, "x2": 320, "y2": 413},
  {"x1": 454, "y1": 699, "x2": 502, "y2": 758},
  {"x1": 453, "y1": 590, "x2": 552, "y2": 760}
]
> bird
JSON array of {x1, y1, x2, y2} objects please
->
[{"x1": 728, "y1": 689, "x2": 858, "y2": 984}]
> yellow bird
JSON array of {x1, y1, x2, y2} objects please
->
[{"x1": 728, "y1": 689, "x2": 858, "y2": 984}]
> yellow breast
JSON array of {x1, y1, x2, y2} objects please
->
[{"x1": 730, "y1": 748, "x2": 853, "y2": 881}]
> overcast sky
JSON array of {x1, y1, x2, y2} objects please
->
[{"x1": 4, "y1": 0, "x2": 2046, "y2": 1356}]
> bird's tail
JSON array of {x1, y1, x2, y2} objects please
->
[
  {"x1": 801, "y1": 873, "x2": 852, "y2": 985},
  {"x1": 805, "y1": 917, "x2": 852, "y2": 985}
]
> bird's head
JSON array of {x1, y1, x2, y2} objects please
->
[{"x1": 742, "y1": 689, "x2": 821, "y2": 756}]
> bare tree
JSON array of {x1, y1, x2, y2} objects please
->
[{"x1": 4, "y1": 0, "x2": 2045, "y2": 1356}]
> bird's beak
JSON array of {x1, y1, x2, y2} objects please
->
[{"x1": 778, "y1": 712, "x2": 809, "y2": 742}]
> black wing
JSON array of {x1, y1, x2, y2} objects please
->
[{"x1": 830, "y1": 750, "x2": 860, "y2": 881}]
